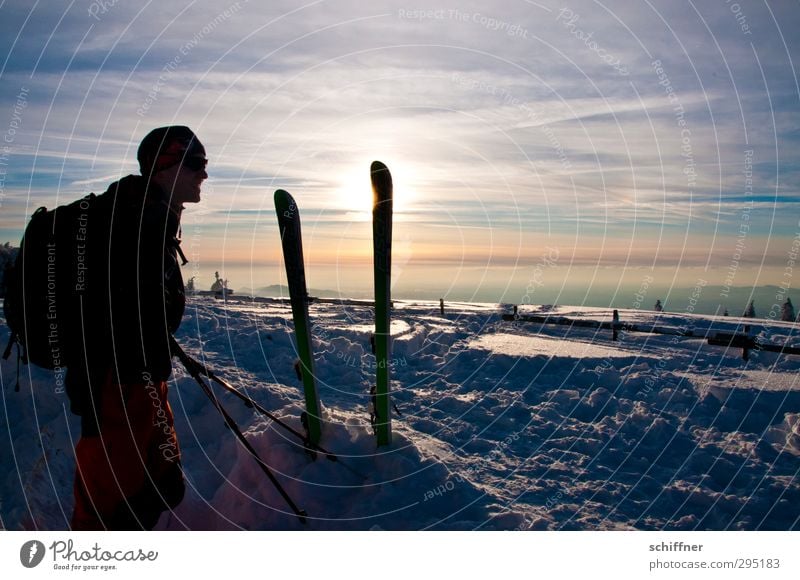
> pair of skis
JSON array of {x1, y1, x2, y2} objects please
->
[{"x1": 274, "y1": 161, "x2": 394, "y2": 447}]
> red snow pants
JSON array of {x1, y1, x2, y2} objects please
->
[{"x1": 71, "y1": 372, "x2": 185, "y2": 530}]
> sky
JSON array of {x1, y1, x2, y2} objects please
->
[{"x1": 0, "y1": 0, "x2": 798, "y2": 309}]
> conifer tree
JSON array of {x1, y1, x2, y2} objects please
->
[{"x1": 782, "y1": 297, "x2": 795, "y2": 322}]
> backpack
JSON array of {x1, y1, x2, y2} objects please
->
[{"x1": 3, "y1": 192, "x2": 114, "y2": 372}]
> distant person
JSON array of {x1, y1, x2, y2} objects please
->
[{"x1": 68, "y1": 126, "x2": 207, "y2": 530}]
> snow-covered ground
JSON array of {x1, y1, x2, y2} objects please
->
[{"x1": 1, "y1": 298, "x2": 799, "y2": 530}]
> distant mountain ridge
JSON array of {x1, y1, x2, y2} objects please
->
[
  {"x1": 232, "y1": 282, "x2": 797, "y2": 320},
  {"x1": 237, "y1": 284, "x2": 367, "y2": 299}
]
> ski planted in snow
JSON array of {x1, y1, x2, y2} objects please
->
[
  {"x1": 371, "y1": 161, "x2": 393, "y2": 447},
  {"x1": 274, "y1": 189, "x2": 323, "y2": 445}
]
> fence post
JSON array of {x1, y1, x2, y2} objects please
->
[{"x1": 742, "y1": 324, "x2": 750, "y2": 361}]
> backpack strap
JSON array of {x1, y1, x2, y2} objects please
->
[
  {"x1": 2, "y1": 332, "x2": 25, "y2": 392},
  {"x1": 174, "y1": 224, "x2": 188, "y2": 266},
  {"x1": 2, "y1": 332, "x2": 14, "y2": 361},
  {"x1": 173, "y1": 237, "x2": 188, "y2": 266},
  {"x1": 2, "y1": 331, "x2": 26, "y2": 364},
  {"x1": 13, "y1": 342, "x2": 23, "y2": 392}
]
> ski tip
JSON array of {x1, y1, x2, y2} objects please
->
[
  {"x1": 274, "y1": 189, "x2": 300, "y2": 225},
  {"x1": 370, "y1": 160, "x2": 392, "y2": 193},
  {"x1": 274, "y1": 189, "x2": 293, "y2": 202}
]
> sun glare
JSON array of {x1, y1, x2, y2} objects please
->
[{"x1": 332, "y1": 162, "x2": 419, "y2": 223}]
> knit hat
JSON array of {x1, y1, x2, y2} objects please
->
[{"x1": 137, "y1": 126, "x2": 206, "y2": 177}]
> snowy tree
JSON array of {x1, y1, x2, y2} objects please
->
[
  {"x1": 743, "y1": 300, "x2": 756, "y2": 318},
  {"x1": 0, "y1": 242, "x2": 18, "y2": 296},
  {"x1": 210, "y1": 271, "x2": 232, "y2": 296},
  {"x1": 782, "y1": 297, "x2": 795, "y2": 322},
  {"x1": 210, "y1": 271, "x2": 227, "y2": 292},
  {"x1": 186, "y1": 276, "x2": 196, "y2": 295}
]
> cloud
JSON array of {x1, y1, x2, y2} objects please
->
[{"x1": 1, "y1": 0, "x2": 798, "y2": 295}]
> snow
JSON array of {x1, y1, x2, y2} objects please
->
[
  {"x1": 1, "y1": 297, "x2": 799, "y2": 530},
  {"x1": 468, "y1": 332, "x2": 659, "y2": 360}
]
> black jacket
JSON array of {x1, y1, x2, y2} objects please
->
[{"x1": 66, "y1": 175, "x2": 186, "y2": 422}]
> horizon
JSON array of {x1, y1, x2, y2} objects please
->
[
  {"x1": 1, "y1": 1, "x2": 799, "y2": 311},
  {"x1": 189, "y1": 276, "x2": 795, "y2": 320}
]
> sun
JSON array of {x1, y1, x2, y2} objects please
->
[
  {"x1": 332, "y1": 165, "x2": 372, "y2": 222},
  {"x1": 332, "y1": 161, "x2": 418, "y2": 223}
]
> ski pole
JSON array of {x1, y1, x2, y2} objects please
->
[
  {"x1": 172, "y1": 340, "x2": 367, "y2": 480},
  {"x1": 180, "y1": 348, "x2": 308, "y2": 524}
]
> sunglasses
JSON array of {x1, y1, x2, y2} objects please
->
[{"x1": 183, "y1": 156, "x2": 208, "y2": 172}]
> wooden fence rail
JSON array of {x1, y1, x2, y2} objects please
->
[{"x1": 503, "y1": 311, "x2": 800, "y2": 360}]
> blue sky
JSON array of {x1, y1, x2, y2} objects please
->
[{"x1": 1, "y1": 0, "x2": 798, "y2": 308}]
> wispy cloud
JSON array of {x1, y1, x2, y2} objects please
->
[{"x1": 1, "y1": 0, "x2": 798, "y2": 297}]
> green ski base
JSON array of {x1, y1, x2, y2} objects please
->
[
  {"x1": 371, "y1": 161, "x2": 393, "y2": 447},
  {"x1": 274, "y1": 189, "x2": 323, "y2": 445}
]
